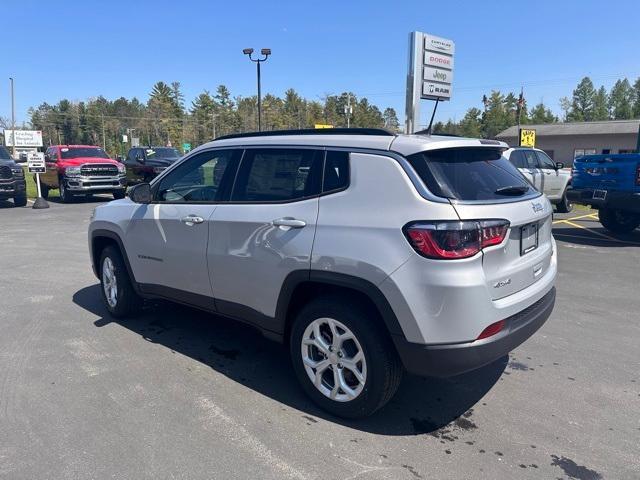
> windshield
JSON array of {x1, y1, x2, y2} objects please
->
[
  {"x1": 0, "y1": 146, "x2": 11, "y2": 160},
  {"x1": 146, "y1": 148, "x2": 180, "y2": 161},
  {"x1": 60, "y1": 147, "x2": 110, "y2": 159},
  {"x1": 407, "y1": 147, "x2": 537, "y2": 201}
]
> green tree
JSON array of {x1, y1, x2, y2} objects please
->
[
  {"x1": 592, "y1": 86, "x2": 610, "y2": 120},
  {"x1": 458, "y1": 107, "x2": 483, "y2": 137},
  {"x1": 382, "y1": 107, "x2": 400, "y2": 131},
  {"x1": 567, "y1": 77, "x2": 596, "y2": 121},
  {"x1": 608, "y1": 78, "x2": 634, "y2": 120},
  {"x1": 633, "y1": 78, "x2": 640, "y2": 118},
  {"x1": 482, "y1": 91, "x2": 511, "y2": 138},
  {"x1": 528, "y1": 103, "x2": 557, "y2": 124},
  {"x1": 190, "y1": 91, "x2": 216, "y2": 143}
]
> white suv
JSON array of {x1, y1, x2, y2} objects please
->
[
  {"x1": 89, "y1": 129, "x2": 557, "y2": 418},
  {"x1": 504, "y1": 147, "x2": 573, "y2": 212}
]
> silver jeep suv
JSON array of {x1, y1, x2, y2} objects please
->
[{"x1": 89, "y1": 128, "x2": 557, "y2": 418}]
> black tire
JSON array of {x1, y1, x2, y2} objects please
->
[
  {"x1": 112, "y1": 190, "x2": 126, "y2": 200},
  {"x1": 58, "y1": 178, "x2": 74, "y2": 203},
  {"x1": 13, "y1": 193, "x2": 27, "y2": 207},
  {"x1": 99, "y1": 245, "x2": 142, "y2": 317},
  {"x1": 555, "y1": 190, "x2": 573, "y2": 213},
  {"x1": 598, "y1": 208, "x2": 640, "y2": 234},
  {"x1": 290, "y1": 295, "x2": 403, "y2": 418},
  {"x1": 40, "y1": 183, "x2": 50, "y2": 199}
]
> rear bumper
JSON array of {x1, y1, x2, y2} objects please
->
[
  {"x1": 394, "y1": 287, "x2": 555, "y2": 377},
  {"x1": 567, "y1": 189, "x2": 640, "y2": 213},
  {"x1": 0, "y1": 178, "x2": 26, "y2": 199}
]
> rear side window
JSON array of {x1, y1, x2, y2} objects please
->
[
  {"x1": 323, "y1": 151, "x2": 349, "y2": 193},
  {"x1": 406, "y1": 147, "x2": 536, "y2": 201},
  {"x1": 232, "y1": 149, "x2": 323, "y2": 202}
]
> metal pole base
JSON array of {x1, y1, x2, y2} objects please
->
[{"x1": 32, "y1": 197, "x2": 49, "y2": 209}]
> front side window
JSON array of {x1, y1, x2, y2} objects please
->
[
  {"x1": 232, "y1": 149, "x2": 323, "y2": 202},
  {"x1": 536, "y1": 151, "x2": 556, "y2": 169},
  {"x1": 60, "y1": 147, "x2": 110, "y2": 159},
  {"x1": 0, "y1": 146, "x2": 11, "y2": 160},
  {"x1": 523, "y1": 150, "x2": 539, "y2": 169},
  {"x1": 156, "y1": 149, "x2": 241, "y2": 203}
]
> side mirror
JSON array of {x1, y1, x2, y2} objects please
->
[
  {"x1": 555, "y1": 162, "x2": 565, "y2": 170},
  {"x1": 128, "y1": 183, "x2": 152, "y2": 204},
  {"x1": 135, "y1": 154, "x2": 145, "y2": 164}
]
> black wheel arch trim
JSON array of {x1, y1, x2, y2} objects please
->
[
  {"x1": 275, "y1": 270, "x2": 405, "y2": 339},
  {"x1": 90, "y1": 229, "x2": 142, "y2": 295}
]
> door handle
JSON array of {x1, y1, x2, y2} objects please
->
[
  {"x1": 181, "y1": 215, "x2": 204, "y2": 226},
  {"x1": 272, "y1": 217, "x2": 306, "y2": 228}
]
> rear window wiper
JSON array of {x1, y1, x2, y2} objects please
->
[{"x1": 494, "y1": 185, "x2": 529, "y2": 196}]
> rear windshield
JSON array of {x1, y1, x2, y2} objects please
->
[
  {"x1": 60, "y1": 147, "x2": 110, "y2": 159},
  {"x1": 406, "y1": 147, "x2": 537, "y2": 201}
]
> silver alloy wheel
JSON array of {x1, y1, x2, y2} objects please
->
[
  {"x1": 301, "y1": 317, "x2": 367, "y2": 402},
  {"x1": 102, "y1": 257, "x2": 118, "y2": 308}
]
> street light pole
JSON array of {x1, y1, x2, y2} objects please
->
[
  {"x1": 243, "y1": 48, "x2": 271, "y2": 131},
  {"x1": 9, "y1": 77, "x2": 16, "y2": 158}
]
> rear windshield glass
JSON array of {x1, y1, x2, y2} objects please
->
[
  {"x1": 406, "y1": 147, "x2": 537, "y2": 201},
  {"x1": 60, "y1": 147, "x2": 110, "y2": 159}
]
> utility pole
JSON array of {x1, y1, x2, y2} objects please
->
[
  {"x1": 101, "y1": 113, "x2": 106, "y2": 149},
  {"x1": 9, "y1": 77, "x2": 16, "y2": 158},
  {"x1": 211, "y1": 112, "x2": 216, "y2": 139},
  {"x1": 344, "y1": 94, "x2": 353, "y2": 128},
  {"x1": 243, "y1": 48, "x2": 271, "y2": 131}
]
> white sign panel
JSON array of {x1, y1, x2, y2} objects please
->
[
  {"x1": 424, "y1": 34, "x2": 455, "y2": 55},
  {"x1": 27, "y1": 152, "x2": 46, "y2": 174},
  {"x1": 423, "y1": 51, "x2": 454, "y2": 70},
  {"x1": 422, "y1": 82, "x2": 452, "y2": 100},
  {"x1": 4, "y1": 130, "x2": 43, "y2": 147},
  {"x1": 423, "y1": 66, "x2": 453, "y2": 85}
]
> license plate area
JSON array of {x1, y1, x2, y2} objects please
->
[
  {"x1": 520, "y1": 223, "x2": 539, "y2": 256},
  {"x1": 593, "y1": 189, "x2": 607, "y2": 200}
]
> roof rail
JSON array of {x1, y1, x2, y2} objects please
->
[{"x1": 213, "y1": 128, "x2": 395, "y2": 141}]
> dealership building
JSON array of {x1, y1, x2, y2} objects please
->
[{"x1": 496, "y1": 120, "x2": 640, "y2": 165}]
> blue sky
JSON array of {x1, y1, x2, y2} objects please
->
[{"x1": 2, "y1": 0, "x2": 639, "y2": 128}]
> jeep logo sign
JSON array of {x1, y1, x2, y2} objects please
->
[{"x1": 423, "y1": 66, "x2": 454, "y2": 85}]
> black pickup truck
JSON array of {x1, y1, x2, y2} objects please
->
[{"x1": 0, "y1": 146, "x2": 27, "y2": 207}]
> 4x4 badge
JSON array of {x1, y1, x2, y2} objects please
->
[{"x1": 531, "y1": 202, "x2": 544, "y2": 213}]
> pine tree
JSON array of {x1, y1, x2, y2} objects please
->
[
  {"x1": 529, "y1": 103, "x2": 557, "y2": 124},
  {"x1": 592, "y1": 86, "x2": 610, "y2": 120},
  {"x1": 458, "y1": 108, "x2": 483, "y2": 138},
  {"x1": 609, "y1": 79, "x2": 634, "y2": 120},
  {"x1": 633, "y1": 78, "x2": 640, "y2": 118},
  {"x1": 567, "y1": 77, "x2": 596, "y2": 121}
]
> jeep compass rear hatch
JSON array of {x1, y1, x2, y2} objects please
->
[{"x1": 406, "y1": 147, "x2": 553, "y2": 300}]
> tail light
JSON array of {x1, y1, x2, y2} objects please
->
[{"x1": 404, "y1": 219, "x2": 510, "y2": 260}]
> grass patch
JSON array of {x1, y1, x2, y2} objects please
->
[{"x1": 23, "y1": 166, "x2": 60, "y2": 199}]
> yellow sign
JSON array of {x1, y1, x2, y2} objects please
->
[
  {"x1": 519, "y1": 128, "x2": 536, "y2": 147},
  {"x1": 314, "y1": 124, "x2": 334, "y2": 129}
]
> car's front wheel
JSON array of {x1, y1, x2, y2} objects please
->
[
  {"x1": 290, "y1": 295, "x2": 403, "y2": 418},
  {"x1": 99, "y1": 246, "x2": 142, "y2": 317},
  {"x1": 13, "y1": 192, "x2": 27, "y2": 207},
  {"x1": 58, "y1": 178, "x2": 73, "y2": 203}
]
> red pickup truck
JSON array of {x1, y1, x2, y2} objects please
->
[{"x1": 39, "y1": 145, "x2": 127, "y2": 202}]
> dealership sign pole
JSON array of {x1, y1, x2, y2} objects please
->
[
  {"x1": 405, "y1": 32, "x2": 455, "y2": 134},
  {"x1": 27, "y1": 152, "x2": 49, "y2": 209}
]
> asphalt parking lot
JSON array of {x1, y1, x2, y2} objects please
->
[{"x1": 1, "y1": 199, "x2": 639, "y2": 480}]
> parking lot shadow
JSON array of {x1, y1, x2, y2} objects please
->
[
  {"x1": 553, "y1": 226, "x2": 640, "y2": 247},
  {"x1": 73, "y1": 284, "x2": 505, "y2": 436}
]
